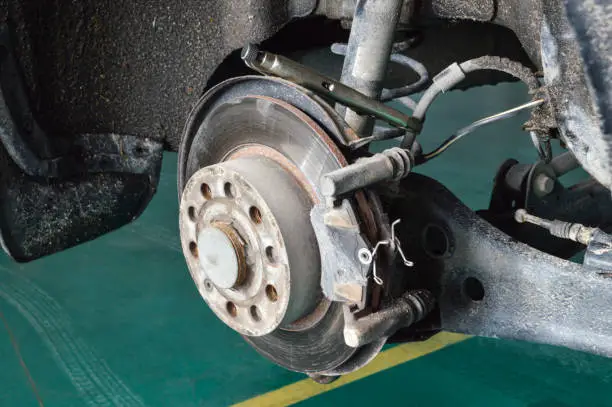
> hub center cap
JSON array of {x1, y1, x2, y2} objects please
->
[{"x1": 197, "y1": 224, "x2": 246, "y2": 289}]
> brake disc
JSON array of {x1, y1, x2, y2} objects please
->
[{"x1": 178, "y1": 76, "x2": 368, "y2": 373}]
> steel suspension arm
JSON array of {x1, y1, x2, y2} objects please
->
[{"x1": 387, "y1": 174, "x2": 612, "y2": 357}]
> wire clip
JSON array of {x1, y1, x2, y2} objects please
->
[{"x1": 358, "y1": 219, "x2": 414, "y2": 285}]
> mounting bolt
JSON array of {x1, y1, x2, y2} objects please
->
[
  {"x1": 343, "y1": 289, "x2": 435, "y2": 348},
  {"x1": 321, "y1": 147, "x2": 413, "y2": 198},
  {"x1": 533, "y1": 173, "x2": 555, "y2": 196}
]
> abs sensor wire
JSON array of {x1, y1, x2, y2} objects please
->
[
  {"x1": 416, "y1": 98, "x2": 546, "y2": 164},
  {"x1": 401, "y1": 56, "x2": 541, "y2": 151}
]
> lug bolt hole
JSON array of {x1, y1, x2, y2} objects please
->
[
  {"x1": 189, "y1": 241, "x2": 198, "y2": 258},
  {"x1": 201, "y1": 183, "x2": 212, "y2": 200},
  {"x1": 250, "y1": 305, "x2": 261, "y2": 321},
  {"x1": 226, "y1": 302, "x2": 237, "y2": 317},
  {"x1": 188, "y1": 206, "x2": 197, "y2": 222},
  {"x1": 224, "y1": 182, "x2": 236, "y2": 198},
  {"x1": 265, "y1": 246, "x2": 276, "y2": 263},
  {"x1": 265, "y1": 285, "x2": 278, "y2": 302},
  {"x1": 249, "y1": 206, "x2": 263, "y2": 224}
]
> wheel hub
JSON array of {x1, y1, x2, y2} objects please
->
[
  {"x1": 196, "y1": 223, "x2": 246, "y2": 289},
  {"x1": 180, "y1": 156, "x2": 321, "y2": 336},
  {"x1": 177, "y1": 76, "x2": 379, "y2": 373}
]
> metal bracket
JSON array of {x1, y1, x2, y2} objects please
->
[
  {"x1": 387, "y1": 174, "x2": 612, "y2": 358},
  {"x1": 310, "y1": 200, "x2": 371, "y2": 308},
  {"x1": 481, "y1": 153, "x2": 612, "y2": 259}
]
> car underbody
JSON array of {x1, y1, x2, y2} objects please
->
[{"x1": 1, "y1": 0, "x2": 611, "y2": 380}]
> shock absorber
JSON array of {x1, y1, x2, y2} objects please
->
[{"x1": 338, "y1": 0, "x2": 405, "y2": 136}]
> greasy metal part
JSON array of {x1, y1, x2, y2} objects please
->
[
  {"x1": 343, "y1": 290, "x2": 434, "y2": 348},
  {"x1": 180, "y1": 157, "x2": 321, "y2": 336},
  {"x1": 584, "y1": 230, "x2": 612, "y2": 272},
  {"x1": 321, "y1": 147, "x2": 414, "y2": 198},
  {"x1": 515, "y1": 209, "x2": 596, "y2": 246},
  {"x1": 517, "y1": 159, "x2": 567, "y2": 208},
  {"x1": 497, "y1": 159, "x2": 531, "y2": 195},
  {"x1": 178, "y1": 79, "x2": 372, "y2": 373},
  {"x1": 522, "y1": 160, "x2": 608, "y2": 221},
  {"x1": 241, "y1": 44, "x2": 420, "y2": 132},
  {"x1": 387, "y1": 174, "x2": 612, "y2": 357},
  {"x1": 337, "y1": 0, "x2": 405, "y2": 135},
  {"x1": 310, "y1": 201, "x2": 370, "y2": 308}
]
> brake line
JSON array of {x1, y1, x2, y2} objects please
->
[{"x1": 417, "y1": 99, "x2": 546, "y2": 164}]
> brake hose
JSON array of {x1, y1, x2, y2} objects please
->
[{"x1": 402, "y1": 56, "x2": 541, "y2": 149}]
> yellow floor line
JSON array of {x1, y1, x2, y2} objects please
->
[{"x1": 232, "y1": 332, "x2": 469, "y2": 407}]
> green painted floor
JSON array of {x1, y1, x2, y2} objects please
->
[{"x1": 1, "y1": 82, "x2": 611, "y2": 406}]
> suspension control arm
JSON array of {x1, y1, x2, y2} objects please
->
[{"x1": 385, "y1": 174, "x2": 612, "y2": 357}]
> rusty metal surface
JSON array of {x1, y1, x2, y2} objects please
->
[
  {"x1": 180, "y1": 156, "x2": 319, "y2": 336},
  {"x1": 177, "y1": 78, "x2": 368, "y2": 372},
  {"x1": 212, "y1": 221, "x2": 248, "y2": 287},
  {"x1": 228, "y1": 144, "x2": 318, "y2": 204}
]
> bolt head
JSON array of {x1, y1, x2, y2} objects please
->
[
  {"x1": 534, "y1": 173, "x2": 555, "y2": 195},
  {"x1": 514, "y1": 209, "x2": 528, "y2": 223}
]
